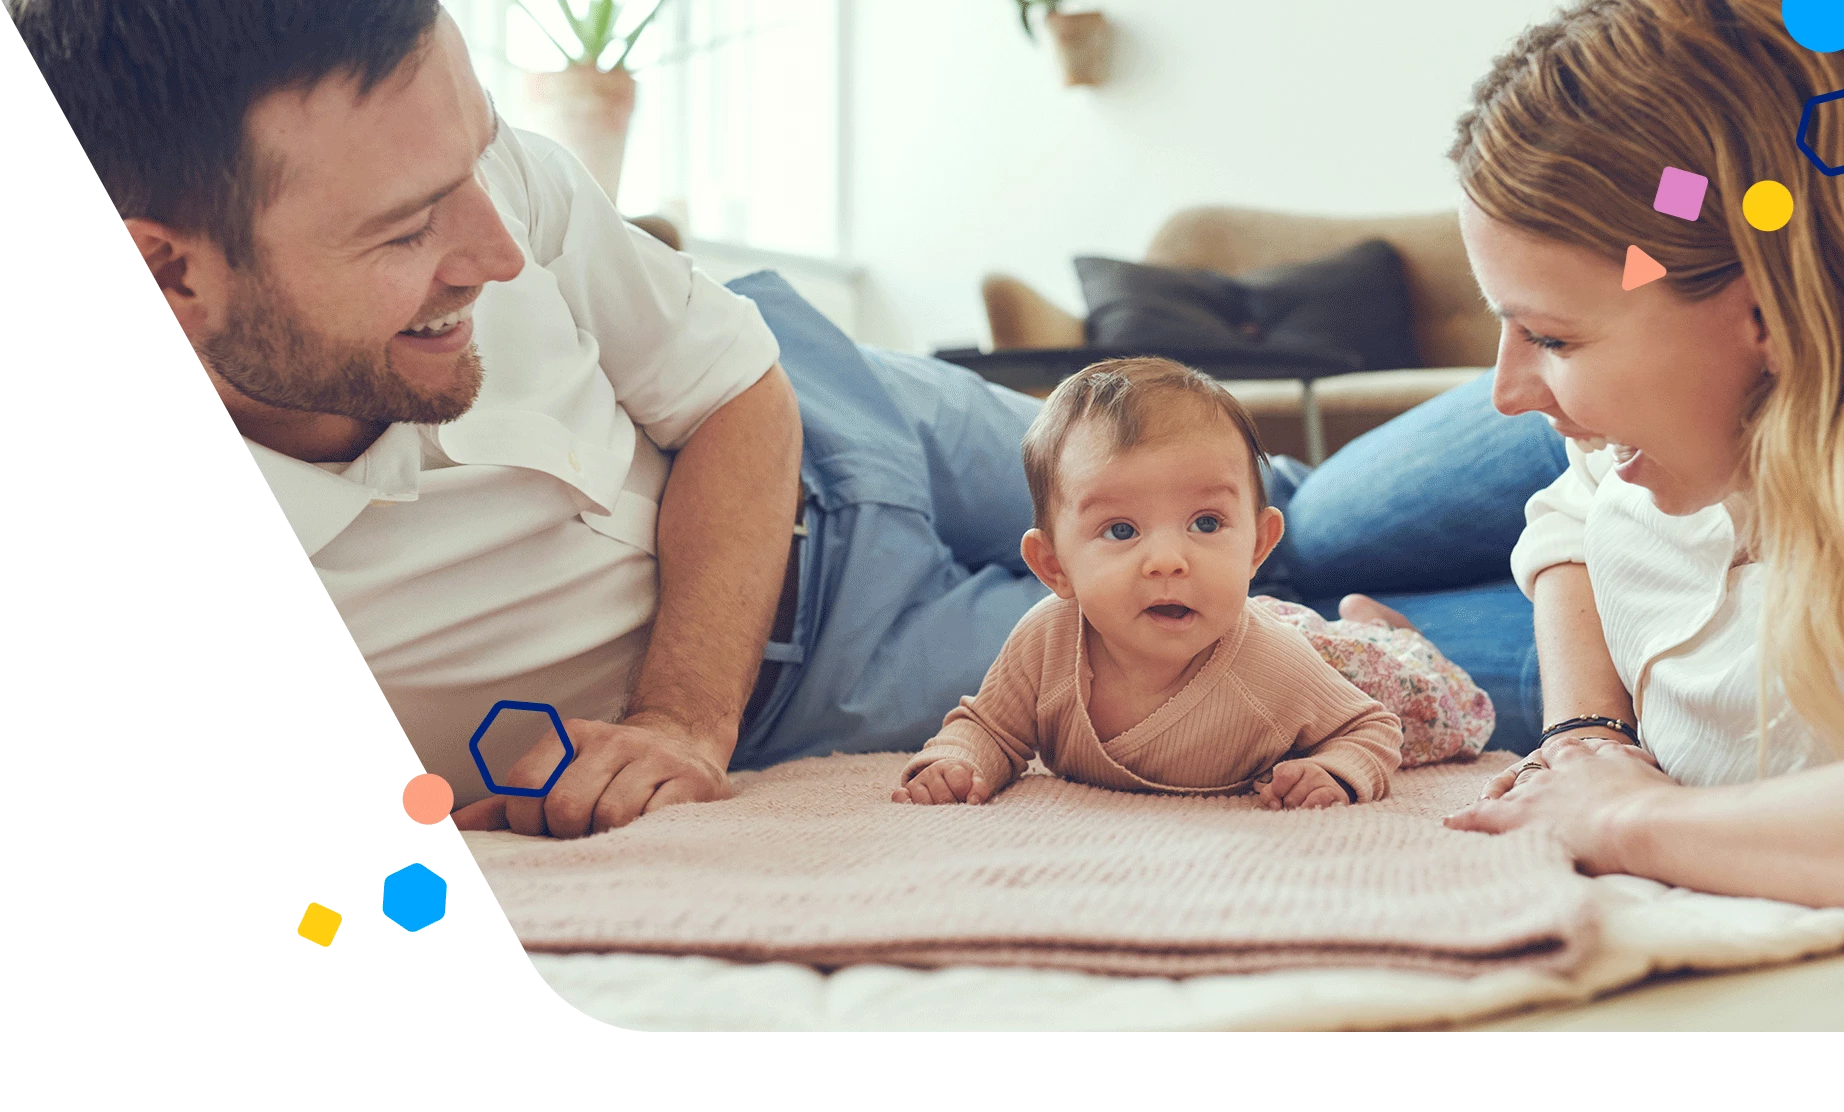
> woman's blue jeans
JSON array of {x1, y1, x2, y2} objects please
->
[{"x1": 1258, "y1": 372, "x2": 1570, "y2": 754}]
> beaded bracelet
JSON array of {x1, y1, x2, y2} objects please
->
[{"x1": 1537, "y1": 714, "x2": 1640, "y2": 746}]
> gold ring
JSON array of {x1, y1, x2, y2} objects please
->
[{"x1": 1511, "y1": 757, "x2": 1547, "y2": 783}]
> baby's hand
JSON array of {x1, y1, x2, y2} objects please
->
[
  {"x1": 1257, "y1": 760, "x2": 1352, "y2": 810},
  {"x1": 892, "y1": 759, "x2": 991, "y2": 806}
]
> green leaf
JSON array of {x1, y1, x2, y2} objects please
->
[
  {"x1": 587, "y1": 0, "x2": 618, "y2": 59},
  {"x1": 515, "y1": 0, "x2": 583, "y2": 64},
  {"x1": 553, "y1": 0, "x2": 581, "y2": 40},
  {"x1": 610, "y1": 0, "x2": 673, "y2": 70}
]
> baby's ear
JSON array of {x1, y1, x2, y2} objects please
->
[
  {"x1": 1021, "y1": 529, "x2": 1075, "y2": 599},
  {"x1": 1250, "y1": 505, "x2": 1285, "y2": 573}
]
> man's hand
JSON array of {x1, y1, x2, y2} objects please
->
[
  {"x1": 892, "y1": 759, "x2": 992, "y2": 806},
  {"x1": 1256, "y1": 759, "x2": 1352, "y2": 810},
  {"x1": 452, "y1": 712, "x2": 731, "y2": 837}
]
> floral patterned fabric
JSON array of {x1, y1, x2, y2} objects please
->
[{"x1": 1256, "y1": 597, "x2": 1495, "y2": 767}]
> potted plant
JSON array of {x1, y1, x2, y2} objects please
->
[
  {"x1": 1014, "y1": 1, "x2": 1110, "y2": 87},
  {"x1": 515, "y1": 0, "x2": 673, "y2": 202}
]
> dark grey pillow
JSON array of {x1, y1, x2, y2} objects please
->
[
  {"x1": 1075, "y1": 239, "x2": 1422, "y2": 371},
  {"x1": 1074, "y1": 256, "x2": 1258, "y2": 351}
]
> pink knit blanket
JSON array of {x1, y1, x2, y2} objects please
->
[{"x1": 467, "y1": 751, "x2": 1600, "y2": 978}]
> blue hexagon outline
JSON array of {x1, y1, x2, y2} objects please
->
[
  {"x1": 467, "y1": 700, "x2": 576, "y2": 797},
  {"x1": 382, "y1": 862, "x2": 447, "y2": 933},
  {"x1": 1797, "y1": 89, "x2": 1844, "y2": 177}
]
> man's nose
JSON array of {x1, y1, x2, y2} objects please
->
[
  {"x1": 1490, "y1": 327, "x2": 1553, "y2": 418},
  {"x1": 438, "y1": 178, "x2": 525, "y2": 288}
]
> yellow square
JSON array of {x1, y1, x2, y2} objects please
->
[{"x1": 297, "y1": 902, "x2": 342, "y2": 947}]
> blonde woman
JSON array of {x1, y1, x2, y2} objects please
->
[{"x1": 1401, "y1": 0, "x2": 1844, "y2": 907}]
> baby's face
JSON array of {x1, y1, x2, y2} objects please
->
[{"x1": 1035, "y1": 415, "x2": 1282, "y2": 669}]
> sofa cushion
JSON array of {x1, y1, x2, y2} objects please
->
[{"x1": 1076, "y1": 239, "x2": 1422, "y2": 372}]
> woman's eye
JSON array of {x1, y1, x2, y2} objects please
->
[
  {"x1": 1520, "y1": 328, "x2": 1566, "y2": 352},
  {"x1": 1107, "y1": 522, "x2": 1137, "y2": 541},
  {"x1": 1191, "y1": 515, "x2": 1221, "y2": 534}
]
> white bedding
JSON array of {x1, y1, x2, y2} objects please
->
[{"x1": 529, "y1": 874, "x2": 1844, "y2": 1030}]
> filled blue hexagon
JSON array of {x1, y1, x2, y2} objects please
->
[{"x1": 382, "y1": 863, "x2": 447, "y2": 933}]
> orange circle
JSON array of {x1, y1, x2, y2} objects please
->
[{"x1": 402, "y1": 773, "x2": 454, "y2": 824}]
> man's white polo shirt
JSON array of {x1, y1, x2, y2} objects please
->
[{"x1": 247, "y1": 127, "x2": 780, "y2": 805}]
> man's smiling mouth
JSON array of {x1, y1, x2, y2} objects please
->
[{"x1": 400, "y1": 299, "x2": 476, "y2": 337}]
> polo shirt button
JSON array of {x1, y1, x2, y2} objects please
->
[{"x1": 568, "y1": 450, "x2": 582, "y2": 473}]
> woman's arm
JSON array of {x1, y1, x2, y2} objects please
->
[
  {"x1": 1611, "y1": 760, "x2": 1844, "y2": 907},
  {"x1": 1479, "y1": 561, "x2": 1637, "y2": 799},
  {"x1": 1451, "y1": 737, "x2": 1844, "y2": 907},
  {"x1": 1532, "y1": 562, "x2": 1634, "y2": 727}
]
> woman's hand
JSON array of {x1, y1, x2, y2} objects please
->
[
  {"x1": 1477, "y1": 727, "x2": 1631, "y2": 800},
  {"x1": 1444, "y1": 733, "x2": 1677, "y2": 875}
]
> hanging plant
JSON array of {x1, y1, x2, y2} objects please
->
[
  {"x1": 1012, "y1": 1, "x2": 1109, "y2": 87},
  {"x1": 1013, "y1": 0, "x2": 1064, "y2": 42}
]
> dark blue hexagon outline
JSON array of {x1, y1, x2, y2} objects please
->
[
  {"x1": 1797, "y1": 89, "x2": 1844, "y2": 176},
  {"x1": 467, "y1": 700, "x2": 576, "y2": 797}
]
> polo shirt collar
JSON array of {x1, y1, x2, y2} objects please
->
[{"x1": 246, "y1": 421, "x2": 426, "y2": 556}]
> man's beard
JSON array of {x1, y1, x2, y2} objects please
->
[{"x1": 200, "y1": 265, "x2": 483, "y2": 425}]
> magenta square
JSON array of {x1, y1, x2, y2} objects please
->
[{"x1": 1653, "y1": 166, "x2": 1708, "y2": 221}]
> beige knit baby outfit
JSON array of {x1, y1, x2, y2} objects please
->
[{"x1": 900, "y1": 595, "x2": 1403, "y2": 801}]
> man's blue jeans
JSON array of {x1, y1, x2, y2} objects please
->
[{"x1": 730, "y1": 271, "x2": 1569, "y2": 765}]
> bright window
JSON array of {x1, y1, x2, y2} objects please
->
[{"x1": 449, "y1": 0, "x2": 840, "y2": 259}]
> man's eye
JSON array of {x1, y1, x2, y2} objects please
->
[
  {"x1": 1107, "y1": 522, "x2": 1137, "y2": 541},
  {"x1": 1191, "y1": 515, "x2": 1220, "y2": 534},
  {"x1": 388, "y1": 216, "x2": 437, "y2": 249}
]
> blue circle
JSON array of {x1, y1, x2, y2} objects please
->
[{"x1": 1786, "y1": 1, "x2": 1844, "y2": 53}]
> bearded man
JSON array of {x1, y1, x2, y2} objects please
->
[{"x1": 14, "y1": 0, "x2": 1050, "y2": 835}]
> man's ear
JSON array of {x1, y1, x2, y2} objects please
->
[
  {"x1": 1250, "y1": 505, "x2": 1285, "y2": 574},
  {"x1": 1021, "y1": 528, "x2": 1075, "y2": 599},
  {"x1": 124, "y1": 217, "x2": 232, "y2": 341}
]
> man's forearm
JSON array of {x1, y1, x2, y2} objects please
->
[
  {"x1": 1614, "y1": 762, "x2": 1844, "y2": 907},
  {"x1": 1533, "y1": 562, "x2": 1635, "y2": 727},
  {"x1": 626, "y1": 364, "x2": 803, "y2": 760}
]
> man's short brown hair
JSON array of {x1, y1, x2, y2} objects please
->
[{"x1": 1021, "y1": 357, "x2": 1271, "y2": 532}]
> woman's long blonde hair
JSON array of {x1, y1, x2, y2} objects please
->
[{"x1": 1451, "y1": 0, "x2": 1844, "y2": 752}]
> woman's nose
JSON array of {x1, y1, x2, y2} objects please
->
[{"x1": 1490, "y1": 328, "x2": 1553, "y2": 418}]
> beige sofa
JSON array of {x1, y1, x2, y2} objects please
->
[{"x1": 981, "y1": 207, "x2": 1500, "y2": 462}]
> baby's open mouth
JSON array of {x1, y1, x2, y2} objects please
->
[{"x1": 1146, "y1": 604, "x2": 1193, "y2": 620}]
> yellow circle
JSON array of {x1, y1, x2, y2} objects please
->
[{"x1": 1743, "y1": 180, "x2": 1794, "y2": 231}]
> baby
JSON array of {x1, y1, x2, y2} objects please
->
[{"x1": 893, "y1": 356, "x2": 1489, "y2": 810}]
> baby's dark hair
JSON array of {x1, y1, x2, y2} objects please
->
[{"x1": 1020, "y1": 356, "x2": 1270, "y2": 533}]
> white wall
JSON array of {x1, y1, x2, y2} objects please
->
[{"x1": 845, "y1": 0, "x2": 1564, "y2": 353}]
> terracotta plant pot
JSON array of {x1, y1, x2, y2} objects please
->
[
  {"x1": 523, "y1": 65, "x2": 638, "y2": 202},
  {"x1": 1047, "y1": 11, "x2": 1110, "y2": 87}
]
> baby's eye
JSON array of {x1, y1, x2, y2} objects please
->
[
  {"x1": 1107, "y1": 522, "x2": 1137, "y2": 541},
  {"x1": 1191, "y1": 515, "x2": 1221, "y2": 534}
]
